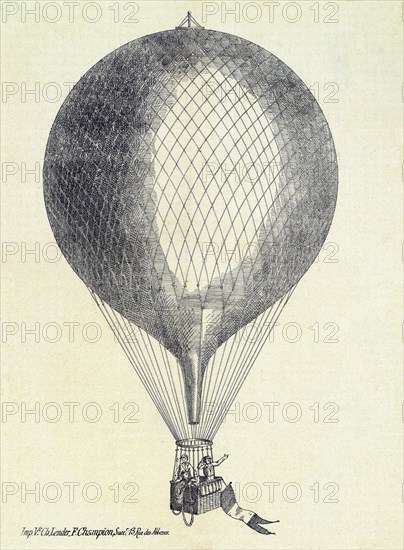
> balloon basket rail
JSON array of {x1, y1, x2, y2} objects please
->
[{"x1": 170, "y1": 477, "x2": 223, "y2": 518}]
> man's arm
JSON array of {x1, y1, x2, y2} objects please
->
[{"x1": 212, "y1": 454, "x2": 229, "y2": 467}]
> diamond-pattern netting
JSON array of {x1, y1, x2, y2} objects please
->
[
  {"x1": 151, "y1": 64, "x2": 280, "y2": 293},
  {"x1": 44, "y1": 28, "x2": 338, "y2": 427}
]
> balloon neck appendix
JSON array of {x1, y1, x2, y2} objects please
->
[{"x1": 43, "y1": 13, "x2": 338, "y2": 533}]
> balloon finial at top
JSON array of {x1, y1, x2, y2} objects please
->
[{"x1": 176, "y1": 11, "x2": 204, "y2": 29}]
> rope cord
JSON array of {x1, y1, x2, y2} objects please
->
[{"x1": 90, "y1": 287, "x2": 295, "y2": 441}]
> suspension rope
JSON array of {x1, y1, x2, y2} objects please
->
[
  {"x1": 91, "y1": 284, "x2": 295, "y2": 441},
  {"x1": 207, "y1": 288, "x2": 295, "y2": 440},
  {"x1": 206, "y1": 293, "x2": 290, "y2": 439},
  {"x1": 202, "y1": 304, "x2": 277, "y2": 439},
  {"x1": 91, "y1": 292, "x2": 181, "y2": 440}
]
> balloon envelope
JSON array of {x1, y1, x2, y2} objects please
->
[{"x1": 44, "y1": 28, "x2": 338, "y2": 424}]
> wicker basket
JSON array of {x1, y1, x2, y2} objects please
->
[{"x1": 170, "y1": 477, "x2": 223, "y2": 515}]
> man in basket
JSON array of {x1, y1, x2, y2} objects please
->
[
  {"x1": 198, "y1": 454, "x2": 229, "y2": 481},
  {"x1": 175, "y1": 454, "x2": 198, "y2": 497}
]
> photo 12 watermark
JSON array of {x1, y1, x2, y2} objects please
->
[
  {"x1": 201, "y1": 2, "x2": 340, "y2": 25},
  {"x1": 2, "y1": 480, "x2": 140, "y2": 504},
  {"x1": 1, "y1": 1, "x2": 140, "y2": 24}
]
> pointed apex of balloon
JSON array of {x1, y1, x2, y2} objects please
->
[{"x1": 176, "y1": 11, "x2": 204, "y2": 29}]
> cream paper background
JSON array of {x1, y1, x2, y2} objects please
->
[{"x1": 1, "y1": 1, "x2": 402, "y2": 548}]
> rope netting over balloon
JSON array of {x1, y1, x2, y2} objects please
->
[{"x1": 44, "y1": 28, "x2": 338, "y2": 436}]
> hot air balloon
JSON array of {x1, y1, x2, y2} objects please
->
[{"x1": 43, "y1": 13, "x2": 337, "y2": 529}]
